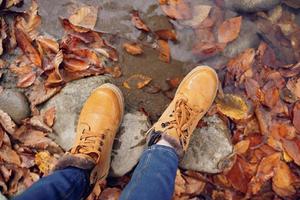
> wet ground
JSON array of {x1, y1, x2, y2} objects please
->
[{"x1": 3, "y1": 0, "x2": 300, "y2": 121}]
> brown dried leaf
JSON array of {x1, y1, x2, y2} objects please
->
[
  {"x1": 226, "y1": 156, "x2": 254, "y2": 193},
  {"x1": 25, "y1": 0, "x2": 41, "y2": 41},
  {"x1": 123, "y1": 42, "x2": 143, "y2": 55},
  {"x1": 45, "y1": 50, "x2": 64, "y2": 87},
  {"x1": 218, "y1": 16, "x2": 242, "y2": 43},
  {"x1": 245, "y1": 78, "x2": 264, "y2": 103},
  {"x1": 158, "y1": 39, "x2": 170, "y2": 63},
  {"x1": 0, "y1": 109, "x2": 16, "y2": 135},
  {"x1": 293, "y1": 101, "x2": 300, "y2": 133},
  {"x1": 0, "y1": 145, "x2": 21, "y2": 166},
  {"x1": 26, "y1": 116, "x2": 52, "y2": 133},
  {"x1": 19, "y1": 129, "x2": 61, "y2": 153},
  {"x1": 159, "y1": 0, "x2": 192, "y2": 20},
  {"x1": 43, "y1": 107, "x2": 56, "y2": 127},
  {"x1": 282, "y1": 138, "x2": 300, "y2": 166},
  {"x1": 123, "y1": 74, "x2": 152, "y2": 89},
  {"x1": 216, "y1": 94, "x2": 250, "y2": 120},
  {"x1": 155, "y1": 29, "x2": 177, "y2": 41},
  {"x1": 248, "y1": 153, "x2": 281, "y2": 195},
  {"x1": 17, "y1": 71, "x2": 36, "y2": 88},
  {"x1": 63, "y1": 55, "x2": 90, "y2": 72},
  {"x1": 227, "y1": 48, "x2": 255, "y2": 79},
  {"x1": 131, "y1": 11, "x2": 150, "y2": 32},
  {"x1": 69, "y1": 6, "x2": 98, "y2": 30},
  {"x1": 14, "y1": 19, "x2": 42, "y2": 68},
  {"x1": 36, "y1": 36, "x2": 59, "y2": 54}
]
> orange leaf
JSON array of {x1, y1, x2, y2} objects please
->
[
  {"x1": 36, "y1": 36, "x2": 59, "y2": 54},
  {"x1": 123, "y1": 43, "x2": 143, "y2": 55},
  {"x1": 43, "y1": 107, "x2": 56, "y2": 127},
  {"x1": 63, "y1": 55, "x2": 90, "y2": 72},
  {"x1": 218, "y1": 16, "x2": 242, "y2": 43},
  {"x1": 192, "y1": 42, "x2": 226, "y2": 59},
  {"x1": 123, "y1": 74, "x2": 152, "y2": 89},
  {"x1": 104, "y1": 66, "x2": 122, "y2": 78},
  {"x1": 282, "y1": 138, "x2": 300, "y2": 166},
  {"x1": 155, "y1": 29, "x2": 177, "y2": 41},
  {"x1": 17, "y1": 71, "x2": 36, "y2": 88},
  {"x1": 158, "y1": 39, "x2": 170, "y2": 63},
  {"x1": 99, "y1": 188, "x2": 121, "y2": 200},
  {"x1": 131, "y1": 11, "x2": 150, "y2": 32}
]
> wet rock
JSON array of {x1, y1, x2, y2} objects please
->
[
  {"x1": 41, "y1": 76, "x2": 111, "y2": 150},
  {"x1": 224, "y1": 0, "x2": 281, "y2": 13},
  {"x1": 223, "y1": 19, "x2": 260, "y2": 58},
  {"x1": 180, "y1": 115, "x2": 233, "y2": 173},
  {"x1": 0, "y1": 89, "x2": 30, "y2": 124},
  {"x1": 110, "y1": 111, "x2": 151, "y2": 177}
]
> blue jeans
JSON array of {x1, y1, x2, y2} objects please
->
[{"x1": 13, "y1": 145, "x2": 178, "y2": 200}]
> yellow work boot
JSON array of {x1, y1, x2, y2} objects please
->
[
  {"x1": 54, "y1": 83, "x2": 124, "y2": 182},
  {"x1": 148, "y1": 66, "x2": 218, "y2": 157}
]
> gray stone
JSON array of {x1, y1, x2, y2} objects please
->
[
  {"x1": 41, "y1": 76, "x2": 111, "y2": 151},
  {"x1": 180, "y1": 115, "x2": 233, "y2": 173},
  {"x1": 224, "y1": 0, "x2": 281, "y2": 12},
  {"x1": 0, "y1": 89, "x2": 30, "y2": 124},
  {"x1": 110, "y1": 111, "x2": 151, "y2": 177},
  {"x1": 223, "y1": 19, "x2": 260, "y2": 58}
]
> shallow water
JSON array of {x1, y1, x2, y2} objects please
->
[{"x1": 11, "y1": 0, "x2": 300, "y2": 120}]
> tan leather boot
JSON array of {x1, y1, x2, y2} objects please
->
[
  {"x1": 54, "y1": 83, "x2": 124, "y2": 182},
  {"x1": 148, "y1": 66, "x2": 218, "y2": 157}
]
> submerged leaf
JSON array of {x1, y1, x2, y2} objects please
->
[
  {"x1": 69, "y1": 6, "x2": 98, "y2": 30},
  {"x1": 155, "y1": 29, "x2": 177, "y2": 41},
  {"x1": 17, "y1": 71, "x2": 36, "y2": 88},
  {"x1": 123, "y1": 43, "x2": 143, "y2": 55},
  {"x1": 159, "y1": 0, "x2": 192, "y2": 20},
  {"x1": 218, "y1": 16, "x2": 242, "y2": 43},
  {"x1": 123, "y1": 74, "x2": 152, "y2": 89},
  {"x1": 181, "y1": 5, "x2": 211, "y2": 27},
  {"x1": 131, "y1": 11, "x2": 149, "y2": 32},
  {"x1": 158, "y1": 39, "x2": 170, "y2": 63},
  {"x1": 216, "y1": 94, "x2": 250, "y2": 120}
]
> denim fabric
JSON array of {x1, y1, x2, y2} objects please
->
[
  {"x1": 13, "y1": 145, "x2": 178, "y2": 200},
  {"x1": 119, "y1": 145, "x2": 179, "y2": 200},
  {"x1": 13, "y1": 167, "x2": 90, "y2": 200}
]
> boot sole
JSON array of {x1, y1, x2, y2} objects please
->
[{"x1": 94, "y1": 83, "x2": 125, "y2": 126}]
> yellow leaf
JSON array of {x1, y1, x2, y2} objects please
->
[
  {"x1": 216, "y1": 94, "x2": 249, "y2": 120},
  {"x1": 35, "y1": 151, "x2": 56, "y2": 174},
  {"x1": 234, "y1": 139, "x2": 250, "y2": 155}
]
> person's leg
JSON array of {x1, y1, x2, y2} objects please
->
[
  {"x1": 13, "y1": 83, "x2": 124, "y2": 200},
  {"x1": 120, "y1": 144, "x2": 178, "y2": 200},
  {"x1": 13, "y1": 167, "x2": 90, "y2": 200},
  {"x1": 120, "y1": 66, "x2": 219, "y2": 200}
]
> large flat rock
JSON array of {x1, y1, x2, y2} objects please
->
[
  {"x1": 41, "y1": 76, "x2": 111, "y2": 150},
  {"x1": 110, "y1": 111, "x2": 151, "y2": 177},
  {"x1": 180, "y1": 115, "x2": 233, "y2": 173}
]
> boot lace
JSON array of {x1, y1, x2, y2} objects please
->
[
  {"x1": 74, "y1": 125, "x2": 106, "y2": 162},
  {"x1": 163, "y1": 97, "x2": 203, "y2": 149}
]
